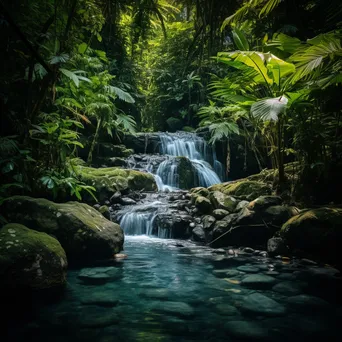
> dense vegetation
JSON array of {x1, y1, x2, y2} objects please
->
[{"x1": 1, "y1": 0, "x2": 341, "y2": 209}]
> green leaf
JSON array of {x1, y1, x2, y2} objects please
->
[
  {"x1": 78, "y1": 42, "x2": 88, "y2": 54},
  {"x1": 251, "y1": 96, "x2": 289, "y2": 121},
  {"x1": 232, "y1": 28, "x2": 249, "y2": 51},
  {"x1": 106, "y1": 86, "x2": 135, "y2": 103},
  {"x1": 2, "y1": 162, "x2": 14, "y2": 174},
  {"x1": 60, "y1": 68, "x2": 79, "y2": 87}
]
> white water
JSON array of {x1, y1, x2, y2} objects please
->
[{"x1": 156, "y1": 132, "x2": 222, "y2": 190}]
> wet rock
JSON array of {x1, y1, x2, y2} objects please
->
[
  {"x1": 140, "y1": 288, "x2": 171, "y2": 299},
  {"x1": 78, "y1": 267, "x2": 122, "y2": 284},
  {"x1": 212, "y1": 269, "x2": 240, "y2": 278},
  {"x1": 287, "y1": 295, "x2": 331, "y2": 312},
  {"x1": 190, "y1": 187, "x2": 210, "y2": 198},
  {"x1": 195, "y1": 196, "x2": 213, "y2": 214},
  {"x1": 240, "y1": 293, "x2": 286, "y2": 316},
  {"x1": 192, "y1": 226, "x2": 206, "y2": 242},
  {"x1": 264, "y1": 205, "x2": 294, "y2": 227},
  {"x1": 241, "y1": 274, "x2": 277, "y2": 289},
  {"x1": 110, "y1": 191, "x2": 122, "y2": 204},
  {"x1": 237, "y1": 265, "x2": 260, "y2": 273},
  {"x1": 78, "y1": 307, "x2": 119, "y2": 328},
  {"x1": 215, "y1": 304, "x2": 240, "y2": 316},
  {"x1": 202, "y1": 215, "x2": 216, "y2": 230},
  {"x1": 225, "y1": 321, "x2": 269, "y2": 339},
  {"x1": 81, "y1": 292, "x2": 120, "y2": 307},
  {"x1": 272, "y1": 281, "x2": 303, "y2": 295},
  {"x1": 120, "y1": 197, "x2": 137, "y2": 205},
  {"x1": 248, "y1": 196, "x2": 282, "y2": 211},
  {"x1": 155, "y1": 210, "x2": 192, "y2": 238},
  {"x1": 235, "y1": 200, "x2": 249, "y2": 212},
  {"x1": 242, "y1": 247, "x2": 254, "y2": 254},
  {"x1": 267, "y1": 237, "x2": 289, "y2": 257},
  {"x1": 151, "y1": 301, "x2": 194, "y2": 318},
  {"x1": 0, "y1": 223, "x2": 67, "y2": 290},
  {"x1": 210, "y1": 191, "x2": 238, "y2": 212},
  {"x1": 98, "y1": 205, "x2": 111, "y2": 220},
  {"x1": 212, "y1": 209, "x2": 229, "y2": 220}
]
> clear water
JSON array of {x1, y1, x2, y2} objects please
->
[{"x1": 8, "y1": 236, "x2": 341, "y2": 342}]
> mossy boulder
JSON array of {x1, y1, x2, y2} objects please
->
[
  {"x1": 0, "y1": 223, "x2": 67, "y2": 289},
  {"x1": 166, "y1": 117, "x2": 183, "y2": 132},
  {"x1": 98, "y1": 143, "x2": 133, "y2": 158},
  {"x1": 98, "y1": 205, "x2": 110, "y2": 220},
  {"x1": 248, "y1": 196, "x2": 282, "y2": 211},
  {"x1": 195, "y1": 196, "x2": 213, "y2": 214},
  {"x1": 75, "y1": 164, "x2": 157, "y2": 202},
  {"x1": 210, "y1": 191, "x2": 238, "y2": 212},
  {"x1": 280, "y1": 207, "x2": 342, "y2": 266},
  {"x1": 209, "y1": 180, "x2": 272, "y2": 200},
  {"x1": 3, "y1": 196, "x2": 124, "y2": 264}
]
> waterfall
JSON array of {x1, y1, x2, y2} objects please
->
[{"x1": 156, "y1": 132, "x2": 222, "y2": 190}]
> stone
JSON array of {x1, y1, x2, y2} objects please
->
[
  {"x1": 151, "y1": 301, "x2": 194, "y2": 318},
  {"x1": 241, "y1": 274, "x2": 277, "y2": 289},
  {"x1": 280, "y1": 207, "x2": 342, "y2": 267},
  {"x1": 98, "y1": 205, "x2": 110, "y2": 220},
  {"x1": 267, "y1": 237, "x2": 289, "y2": 257},
  {"x1": 272, "y1": 281, "x2": 303, "y2": 295},
  {"x1": 212, "y1": 209, "x2": 229, "y2": 220},
  {"x1": 242, "y1": 247, "x2": 254, "y2": 253},
  {"x1": 235, "y1": 200, "x2": 250, "y2": 212},
  {"x1": 78, "y1": 267, "x2": 122, "y2": 284},
  {"x1": 3, "y1": 196, "x2": 124, "y2": 264},
  {"x1": 225, "y1": 321, "x2": 268, "y2": 339},
  {"x1": 212, "y1": 269, "x2": 240, "y2": 278},
  {"x1": 202, "y1": 215, "x2": 216, "y2": 230},
  {"x1": 98, "y1": 143, "x2": 133, "y2": 158},
  {"x1": 120, "y1": 197, "x2": 137, "y2": 205},
  {"x1": 287, "y1": 295, "x2": 331, "y2": 311},
  {"x1": 192, "y1": 226, "x2": 206, "y2": 242},
  {"x1": 195, "y1": 196, "x2": 213, "y2": 214},
  {"x1": 240, "y1": 293, "x2": 287, "y2": 316},
  {"x1": 78, "y1": 307, "x2": 119, "y2": 328},
  {"x1": 210, "y1": 191, "x2": 238, "y2": 212},
  {"x1": 140, "y1": 288, "x2": 171, "y2": 299},
  {"x1": 237, "y1": 265, "x2": 260, "y2": 273},
  {"x1": 110, "y1": 191, "x2": 121, "y2": 204},
  {"x1": 81, "y1": 292, "x2": 120, "y2": 307},
  {"x1": 0, "y1": 223, "x2": 67, "y2": 289},
  {"x1": 264, "y1": 205, "x2": 294, "y2": 227},
  {"x1": 215, "y1": 304, "x2": 240, "y2": 316},
  {"x1": 248, "y1": 195, "x2": 282, "y2": 211},
  {"x1": 209, "y1": 180, "x2": 271, "y2": 201},
  {"x1": 190, "y1": 187, "x2": 210, "y2": 198},
  {"x1": 175, "y1": 156, "x2": 196, "y2": 189}
]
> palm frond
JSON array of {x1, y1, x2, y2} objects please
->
[
  {"x1": 208, "y1": 121, "x2": 240, "y2": 144},
  {"x1": 105, "y1": 86, "x2": 135, "y2": 103},
  {"x1": 251, "y1": 96, "x2": 288, "y2": 121}
]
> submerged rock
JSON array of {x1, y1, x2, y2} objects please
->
[
  {"x1": 78, "y1": 267, "x2": 122, "y2": 284},
  {"x1": 4, "y1": 196, "x2": 124, "y2": 264},
  {"x1": 0, "y1": 223, "x2": 67, "y2": 289},
  {"x1": 150, "y1": 301, "x2": 195, "y2": 318},
  {"x1": 225, "y1": 321, "x2": 269, "y2": 339},
  {"x1": 240, "y1": 293, "x2": 286, "y2": 316},
  {"x1": 241, "y1": 274, "x2": 277, "y2": 289}
]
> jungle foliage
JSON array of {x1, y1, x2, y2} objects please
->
[{"x1": 0, "y1": 0, "x2": 341, "y2": 205}]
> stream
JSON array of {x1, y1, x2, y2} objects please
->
[{"x1": 8, "y1": 235, "x2": 341, "y2": 341}]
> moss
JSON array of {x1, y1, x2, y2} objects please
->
[
  {"x1": 0, "y1": 223, "x2": 67, "y2": 289},
  {"x1": 210, "y1": 180, "x2": 271, "y2": 200},
  {"x1": 195, "y1": 196, "x2": 213, "y2": 214},
  {"x1": 182, "y1": 126, "x2": 195, "y2": 132},
  {"x1": 3, "y1": 196, "x2": 124, "y2": 264},
  {"x1": 99, "y1": 143, "x2": 133, "y2": 158},
  {"x1": 190, "y1": 187, "x2": 210, "y2": 197}
]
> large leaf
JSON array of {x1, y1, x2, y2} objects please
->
[
  {"x1": 208, "y1": 121, "x2": 240, "y2": 144},
  {"x1": 60, "y1": 68, "x2": 79, "y2": 87},
  {"x1": 259, "y1": 0, "x2": 281, "y2": 17},
  {"x1": 106, "y1": 86, "x2": 135, "y2": 103},
  {"x1": 266, "y1": 54, "x2": 295, "y2": 86},
  {"x1": 267, "y1": 33, "x2": 301, "y2": 53},
  {"x1": 251, "y1": 96, "x2": 289, "y2": 121},
  {"x1": 232, "y1": 28, "x2": 249, "y2": 51}
]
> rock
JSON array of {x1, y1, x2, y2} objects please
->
[
  {"x1": 98, "y1": 143, "x2": 133, "y2": 158},
  {"x1": 195, "y1": 196, "x2": 213, "y2": 214},
  {"x1": 212, "y1": 269, "x2": 240, "y2": 278},
  {"x1": 212, "y1": 209, "x2": 229, "y2": 220},
  {"x1": 120, "y1": 197, "x2": 137, "y2": 205},
  {"x1": 202, "y1": 215, "x2": 216, "y2": 230},
  {"x1": 98, "y1": 205, "x2": 110, "y2": 220},
  {"x1": 93, "y1": 204, "x2": 101, "y2": 210},
  {"x1": 80, "y1": 292, "x2": 120, "y2": 307},
  {"x1": 280, "y1": 207, "x2": 342, "y2": 267},
  {"x1": 264, "y1": 205, "x2": 294, "y2": 227},
  {"x1": 73, "y1": 163, "x2": 157, "y2": 202},
  {"x1": 155, "y1": 210, "x2": 192, "y2": 238},
  {"x1": 190, "y1": 187, "x2": 210, "y2": 198},
  {"x1": 110, "y1": 191, "x2": 122, "y2": 204},
  {"x1": 78, "y1": 267, "x2": 122, "y2": 284},
  {"x1": 210, "y1": 191, "x2": 237, "y2": 212},
  {"x1": 209, "y1": 180, "x2": 271, "y2": 201},
  {"x1": 240, "y1": 293, "x2": 287, "y2": 316},
  {"x1": 237, "y1": 265, "x2": 260, "y2": 273},
  {"x1": 140, "y1": 288, "x2": 171, "y2": 299},
  {"x1": 267, "y1": 237, "x2": 289, "y2": 256},
  {"x1": 175, "y1": 156, "x2": 196, "y2": 189},
  {"x1": 166, "y1": 117, "x2": 183, "y2": 131},
  {"x1": 242, "y1": 247, "x2": 254, "y2": 254},
  {"x1": 235, "y1": 200, "x2": 249, "y2": 211},
  {"x1": 225, "y1": 321, "x2": 268, "y2": 339},
  {"x1": 4, "y1": 196, "x2": 124, "y2": 264},
  {"x1": 241, "y1": 274, "x2": 277, "y2": 289},
  {"x1": 272, "y1": 281, "x2": 303, "y2": 295},
  {"x1": 248, "y1": 196, "x2": 282, "y2": 211},
  {"x1": 78, "y1": 306, "x2": 119, "y2": 328},
  {"x1": 215, "y1": 304, "x2": 240, "y2": 316},
  {"x1": 192, "y1": 226, "x2": 206, "y2": 242},
  {"x1": 0, "y1": 223, "x2": 67, "y2": 289},
  {"x1": 151, "y1": 301, "x2": 194, "y2": 318},
  {"x1": 287, "y1": 295, "x2": 331, "y2": 311}
]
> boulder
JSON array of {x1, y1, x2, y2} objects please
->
[
  {"x1": 190, "y1": 187, "x2": 210, "y2": 198},
  {"x1": 175, "y1": 157, "x2": 196, "y2": 189},
  {"x1": 280, "y1": 207, "x2": 342, "y2": 267},
  {"x1": 267, "y1": 237, "x2": 289, "y2": 256},
  {"x1": 263, "y1": 205, "x2": 294, "y2": 227},
  {"x1": 154, "y1": 210, "x2": 192, "y2": 238},
  {"x1": 210, "y1": 191, "x2": 237, "y2": 212},
  {"x1": 248, "y1": 196, "x2": 282, "y2": 211},
  {"x1": 201, "y1": 215, "x2": 216, "y2": 230},
  {"x1": 235, "y1": 200, "x2": 249, "y2": 211},
  {"x1": 4, "y1": 196, "x2": 124, "y2": 264},
  {"x1": 240, "y1": 293, "x2": 286, "y2": 316},
  {"x1": 195, "y1": 196, "x2": 213, "y2": 214},
  {"x1": 0, "y1": 223, "x2": 67, "y2": 289},
  {"x1": 209, "y1": 180, "x2": 272, "y2": 200},
  {"x1": 98, "y1": 205, "x2": 110, "y2": 220},
  {"x1": 241, "y1": 274, "x2": 277, "y2": 289},
  {"x1": 74, "y1": 164, "x2": 157, "y2": 202},
  {"x1": 192, "y1": 226, "x2": 206, "y2": 242},
  {"x1": 212, "y1": 209, "x2": 229, "y2": 220},
  {"x1": 98, "y1": 143, "x2": 133, "y2": 158}
]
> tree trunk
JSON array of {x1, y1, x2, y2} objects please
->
[{"x1": 87, "y1": 119, "x2": 102, "y2": 164}]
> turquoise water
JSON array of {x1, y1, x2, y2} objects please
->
[{"x1": 8, "y1": 236, "x2": 341, "y2": 341}]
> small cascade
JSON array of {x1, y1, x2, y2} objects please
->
[{"x1": 156, "y1": 132, "x2": 223, "y2": 190}]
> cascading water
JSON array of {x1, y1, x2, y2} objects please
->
[
  {"x1": 119, "y1": 131, "x2": 223, "y2": 237},
  {"x1": 156, "y1": 132, "x2": 223, "y2": 190}
]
